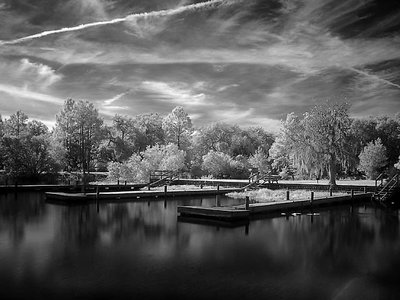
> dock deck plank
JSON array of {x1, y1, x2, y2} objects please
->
[{"x1": 177, "y1": 193, "x2": 374, "y2": 220}]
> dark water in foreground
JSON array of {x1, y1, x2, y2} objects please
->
[{"x1": 1, "y1": 193, "x2": 400, "y2": 300}]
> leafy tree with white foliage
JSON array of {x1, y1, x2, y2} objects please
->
[
  {"x1": 279, "y1": 102, "x2": 351, "y2": 185},
  {"x1": 55, "y1": 99, "x2": 104, "y2": 173},
  {"x1": 358, "y1": 138, "x2": 388, "y2": 179},
  {"x1": 107, "y1": 144, "x2": 185, "y2": 182},
  {"x1": 248, "y1": 147, "x2": 270, "y2": 174},
  {"x1": 162, "y1": 106, "x2": 192, "y2": 150}
]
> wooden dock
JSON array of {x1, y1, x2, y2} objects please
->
[
  {"x1": 177, "y1": 192, "x2": 374, "y2": 220},
  {"x1": 175, "y1": 179, "x2": 376, "y2": 192},
  {"x1": 45, "y1": 187, "x2": 241, "y2": 203},
  {"x1": 177, "y1": 206, "x2": 250, "y2": 220},
  {"x1": 0, "y1": 183, "x2": 146, "y2": 193}
]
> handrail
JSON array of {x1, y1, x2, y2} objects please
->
[
  {"x1": 242, "y1": 172, "x2": 274, "y2": 191},
  {"x1": 375, "y1": 173, "x2": 385, "y2": 190},
  {"x1": 248, "y1": 172, "x2": 259, "y2": 183},
  {"x1": 375, "y1": 174, "x2": 399, "y2": 202},
  {"x1": 146, "y1": 170, "x2": 178, "y2": 188}
]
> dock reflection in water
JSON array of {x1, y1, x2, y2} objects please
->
[{"x1": 0, "y1": 192, "x2": 399, "y2": 299}]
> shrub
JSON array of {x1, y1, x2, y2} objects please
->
[{"x1": 358, "y1": 138, "x2": 388, "y2": 179}]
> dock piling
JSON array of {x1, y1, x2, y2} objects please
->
[
  {"x1": 310, "y1": 191, "x2": 314, "y2": 203},
  {"x1": 245, "y1": 196, "x2": 250, "y2": 210},
  {"x1": 351, "y1": 189, "x2": 354, "y2": 199},
  {"x1": 329, "y1": 188, "x2": 333, "y2": 197},
  {"x1": 217, "y1": 185, "x2": 220, "y2": 192},
  {"x1": 164, "y1": 185, "x2": 167, "y2": 196},
  {"x1": 286, "y1": 190, "x2": 290, "y2": 201}
]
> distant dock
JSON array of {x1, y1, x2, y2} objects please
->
[
  {"x1": 177, "y1": 192, "x2": 374, "y2": 220},
  {"x1": 0, "y1": 183, "x2": 146, "y2": 193},
  {"x1": 45, "y1": 187, "x2": 241, "y2": 203},
  {"x1": 175, "y1": 179, "x2": 376, "y2": 192},
  {"x1": 178, "y1": 206, "x2": 250, "y2": 220}
]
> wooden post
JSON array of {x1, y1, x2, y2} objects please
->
[
  {"x1": 200, "y1": 183, "x2": 203, "y2": 189},
  {"x1": 217, "y1": 185, "x2": 220, "y2": 192},
  {"x1": 96, "y1": 186, "x2": 99, "y2": 213},
  {"x1": 310, "y1": 191, "x2": 314, "y2": 203},
  {"x1": 329, "y1": 188, "x2": 333, "y2": 197},
  {"x1": 363, "y1": 186, "x2": 367, "y2": 193},
  {"x1": 215, "y1": 195, "x2": 220, "y2": 207},
  {"x1": 286, "y1": 190, "x2": 290, "y2": 201},
  {"x1": 117, "y1": 180, "x2": 120, "y2": 186},
  {"x1": 125, "y1": 181, "x2": 127, "y2": 186},
  {"x1": 351, "y1": 189, "x2": 354, "y2": 199},
  {"x1": 164, "y1": 185, "x2": 167, "y2": 196},
  {"x1": 245, "y1": 196, "x2": 250, "y2": 210}
]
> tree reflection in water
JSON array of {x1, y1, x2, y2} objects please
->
[
  {"x1": 0, "y1": 193, "x2": 399, "y2": 300},
  {"x1": 0, "y1": 192, "x2": 46, "y2": 245}
]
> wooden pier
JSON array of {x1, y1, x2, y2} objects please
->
[
  {"x1": 177, "y1": 192, "x2": 374, "y2": 220},
  {"x1": 45, "y1": 187, "x2": 241, "y2": 203},
  {"x1": 177, "y1": 206, "x2": 250, "y2": 220},
  {"x1": 174, "y1": 179, "x2": 376, "y2": 192},
  {"x1": 0, "y1": 183, "x2": 146, "y2": 193}
]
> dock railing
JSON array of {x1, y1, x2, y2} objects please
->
[
  {"x1": 375, "y1": 173, "x2": 399, "y2": 202},
  {"x1": 375, "y1": 173, "x2": 385, "y2": 192},
  {"x1": 146, "y1": 170, "x2": 178, "y2": 188}
]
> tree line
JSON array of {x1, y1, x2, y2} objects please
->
[{"x1": 0, "y1": 99, "x2": 399, "y2": 184}]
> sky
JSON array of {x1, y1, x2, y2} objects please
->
[{"x1": 0, "y1": 0, "x2": 399, "y2": 131}]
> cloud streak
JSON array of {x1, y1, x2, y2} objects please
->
[
  {"x1": 0, "y1": 83, "x2": 64, "y2": 104},
  {"x1": 0, "y1": 0, "x2": 234, "y2": 46},
  {"x1": 350, "y1": 67, "x2": 400, "y2": 90}
]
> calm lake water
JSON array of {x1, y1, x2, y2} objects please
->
[{"x1": 1, "y1": 192, "x2": 400, "y2": 300}]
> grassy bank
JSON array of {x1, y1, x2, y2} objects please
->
[{"x1": 227, "y1": 188, "x2": 347, "y2": 202}]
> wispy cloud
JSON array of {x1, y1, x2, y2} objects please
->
[
  {"x1": 0, "y1": 0, "x2": 235, "y2": 45},
  {"x1": 103, "y1": 92, "x2": 127, "y2": 106},
  {"x1": 0, "y1": 83, "x2": 64, "y2": 104},
  {"x1": 349, "y1": 67, "x2": 400, "y2": 90},
  {"x1": 141, "y1": 81, "x2": 208, "y2": 106},
  {"x1": 0, "y1": 0, "x2": 399, "y2": 127},
  {"x1": 18, "y1": 58, "x2": 62, "y2": 89}
]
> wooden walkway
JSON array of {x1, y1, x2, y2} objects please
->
[
  {"x1": 175, "y1": 179, "x2": 376, "y2": 192},
  {"x1": 177, "y1": 192, "x2": 374, "y2": 220},
  {"x1": 45, "y1": 187, "x2": 241, "y2": 203},
  {"x1": 178, "y1": 206, "x2": 250, "y2": 220},
  {"x1": 0, "y1": 183, "x2": 146, "y2": 193}
]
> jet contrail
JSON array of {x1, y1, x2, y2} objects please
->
[
  {"x1": 350, "y1": 67, "x2": 400, "y2": 90},
  {"x1": 0, "y1": 0, "x2": 230, "y2": 46}
]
